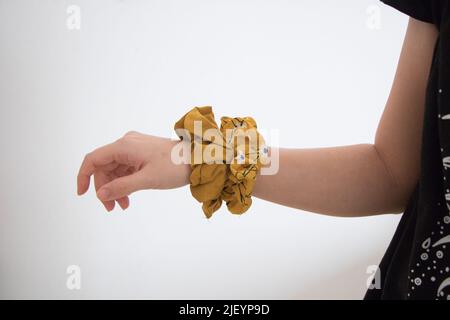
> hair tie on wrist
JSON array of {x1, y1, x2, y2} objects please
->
[{"x1": 174, "y1": 106, "x2": 267, "y2": 218}]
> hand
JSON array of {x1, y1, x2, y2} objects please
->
[{"x1": 77, "y1": 131, "x2": 191, "y2": 211}]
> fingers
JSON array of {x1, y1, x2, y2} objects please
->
[
  {"x1": 77, "y1": 142, "x2": 119, "y2": 195},
  {"x1": 116, "y1": 196, "x2": 130, "y2": 210},
  {"x1": 97, "y1": 171, "x2": 149, "y2": 202},
  {"x1": 77, "y1": 138, "x2": 140, "y2": 213},
  {"x1": 112, "y1": 165, "x2": 132, "y2": 210},
  {"x1": 94, "y1": 170, "x2": 130, "y2": 212},
  {"x1": 94, "y1": 170, "x2": 116, "y2": 212}
]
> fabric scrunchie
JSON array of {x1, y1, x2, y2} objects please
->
[{"x1": 174, "y1": 106, "x2": 267, "y2": 218}]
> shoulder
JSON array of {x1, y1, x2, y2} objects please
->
[{"x1": 380, "y1": 0, "x2": 443, "y2": 26}]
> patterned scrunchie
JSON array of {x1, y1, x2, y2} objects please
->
[{"x1": 174, "y1": 106, "x2": 267, "y2": 218}]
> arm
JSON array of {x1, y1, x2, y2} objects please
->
[
  {"x1": 253, "y1": 18, "x2": 438, "y2": 216},
  {"x1": 77, "y1": 18, "x2": 437, "y2": 217}
]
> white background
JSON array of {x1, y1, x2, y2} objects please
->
[{"x1": 0, "y1": 0, "x2": 410, "y2": 299}]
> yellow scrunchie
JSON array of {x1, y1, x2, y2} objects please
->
[{"x1": 174, "y1": 106, "x2": 266, "y2": 218}]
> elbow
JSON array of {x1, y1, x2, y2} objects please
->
[{"x1": 372, "y1": 144, "x2": 419, "y2": 215}]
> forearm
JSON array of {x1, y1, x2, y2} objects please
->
[{"x1": 253, "y1": 144, "x2": 414, "y2": 217}]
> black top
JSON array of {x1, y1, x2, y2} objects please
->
[{"x1": 365, "y1": 0, "x2": 450, "y2": 300}]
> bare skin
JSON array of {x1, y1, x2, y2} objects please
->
[{"x1": 77, "y1": 18, "x2": 438, "y2": 217}]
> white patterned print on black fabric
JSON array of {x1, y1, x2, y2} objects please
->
[{"x1": 408, "y1": 88, "x2": 450, "y2": 300}]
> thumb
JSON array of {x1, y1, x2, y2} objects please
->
[{"x1": 97, "y1": 171, "x2": 148, "y2": 201}]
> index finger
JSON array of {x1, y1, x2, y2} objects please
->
[{"x1": 77, "y1": 142, "x2": 119, "y2": 195}]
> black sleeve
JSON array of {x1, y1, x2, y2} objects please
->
[{"x1": 381, "y1": 0, "x2": 441, "y2": 25}]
